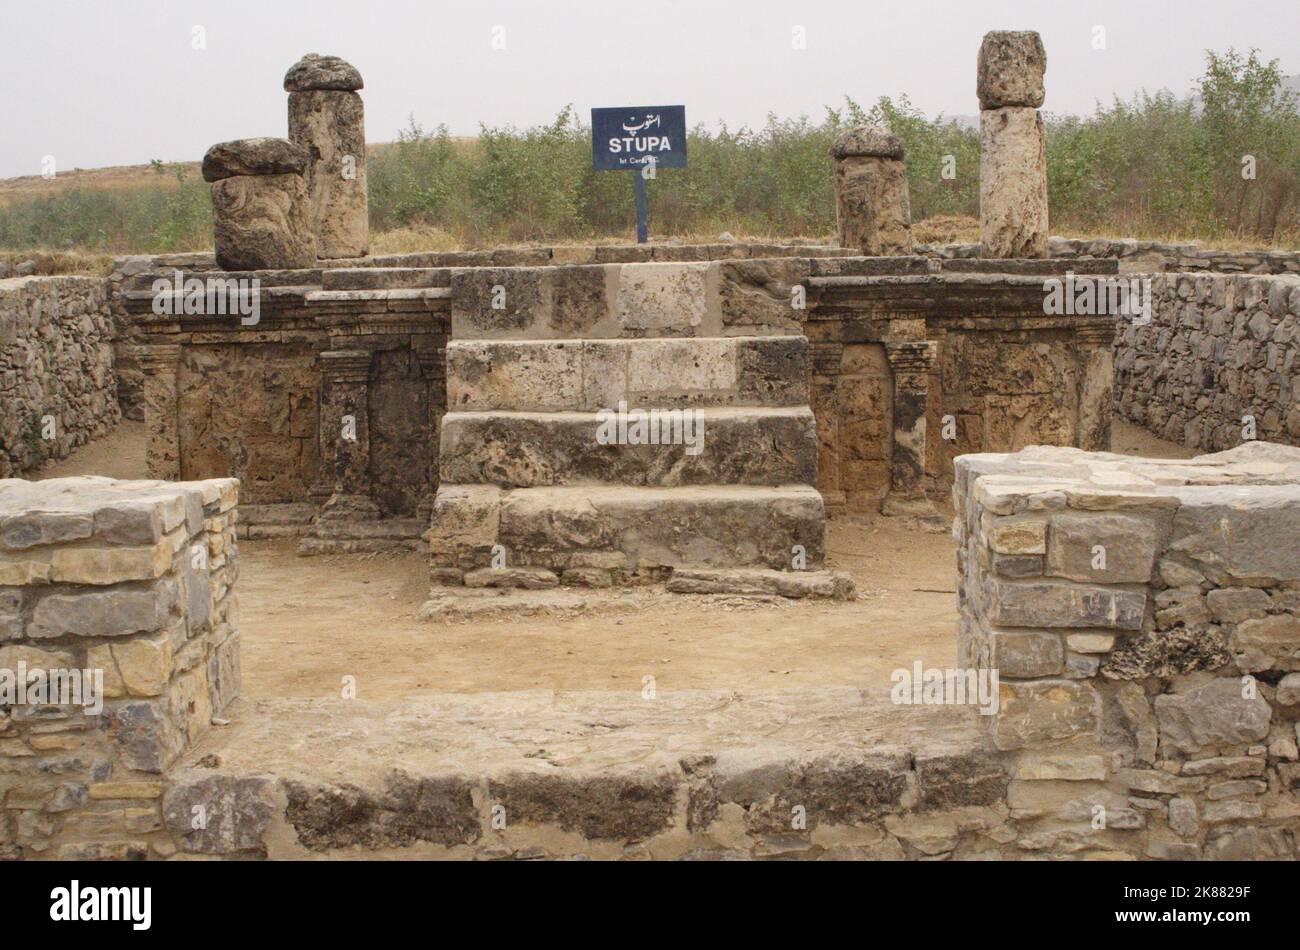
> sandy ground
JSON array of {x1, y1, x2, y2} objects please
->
[{"x1": 27, "y1": 418, "x2": 1193, "y2": 701}]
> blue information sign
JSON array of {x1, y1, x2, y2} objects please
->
[
  {"x1": 591, "y1": 105, "x2": 688, "y2": 171},
  {"x1": 591, "y1": 105, "x2": 687, "y2": 242}
]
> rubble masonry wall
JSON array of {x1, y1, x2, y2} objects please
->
[
  {"x1": 0, "y1": 476, "x2": 240, "y2": 859},
  {"x1": 0, "y1": 277, "x2": 120, "y2": 476},
  {"x1": 955, "y1": 442, "x2": 1300, "y2": 859},
  {"x1": 1115, "y1": 272, "x2": 1300, "y2": 451}
]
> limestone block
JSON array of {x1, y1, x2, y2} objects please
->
[
  {"x1": 986, "y1": 578, "x2": 1145, "y2": 630},
  {"x1": 439, "y1": 407, "x2": 817, "y2": 488},
  {"x1": 201, "y1": 137, "x2": 310, "y2": 182},
  {"x1": 49, "y1": 542, "x2": 173, "y2": 585},
  {"x1": 103, "y1": 699, "x2": 178, "y2": 773},
  {"x1": 991, "y1": 629, "x2": 1065, "y2": 678},
  {"x1": 979, "y1": 107, "x2": 1048, "y2": 259},
  {"x1": 1167, "y1": 797, "x2": 1199, "y2": 837},
  {"x1": 1205, "y1": 587, "x2": 1272, "y2": 623},
  {"x1": 208, "y1": 629, "x2": 241, "y2": 716},
  {"x1": 716, "y1": 259, "x2": 810, "y2": 332},
  {"x1": 90, "y1": 635, "x2": 172, "y2": 698},
  {"x1": 288, "y1": 90, "x2": 368, "y2": 258},
  {"x1": 977, "y1": 31, "x2": 1046, "y2": 109},
  {"x1": 449, "y1": 267, "x2": 548, "y2": 339},
  {"x1": 712, "y1": 750, "x2": 912, "y2": 831},
  {"x1": 447, "y1": 336, "x2": 807, "y2": 412},
  {"x1": 0, "y1": 511, "x2": 93, "y2": 549},
  {"x1": 27, "y1": 580, "x2": 175, "y2": 638},
  {"x1": 1229, "y1": 613, "x2": 1300, "y2": 672},
  {"x1": 1153, "y1": 678, "x2": 1272, "y2": 754},
  {"x1": 1046, "y1": 512, "x2": 1159, "y2": 583},
  {"x1": 910, "y1": 751, "x2": 1007, "y2": 810},
  {"x1": 285, "y1": 773, "x2": 479, "y2": 850},
  {"x1": 1277, "y1": 672, "x2": 1300, "y2": 705},
  {"x1": 990, "y1": 679, "x2": 1100, "y2": 750},
  {"x1": 985, "y1": 516, "x2": 1046, "y2": 554},
  {"x1": 1167, "y1": 491, "x2": 1300, "y2": 584},
  {"x1": 831, "y1": 127, "x2": 912, "y2": 255},
  {"x1": 463, "y1": 566, "x2": 559, "y2": 590},
  {"x1": 486, "y1": 769, "x2": 678, "y2": 841},
  {"x1": 210, "y1": 173, "x2": 315, "y2": 271},
  {"x1": 426, "y1": 485, "x2": 501, "y2": 570},
  {"x1": 283, "y1": 53, "x2": 363, "y2": 92},
  {"x1": 615, "y1": 263, "x2": 710, "y2": 334},
  {"x1": 498, "y1": 484, "x2": 825, "y2": 571},
  {"x1": 164, "y1": 773, "x2": 280, "y2": 855}
]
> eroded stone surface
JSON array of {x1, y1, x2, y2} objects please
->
[
  {"x1": 283, "y1": 53, "x2": 363, "y2": 92},
  {"x1": 201, "y1": 138, "x2": 309, "y2": 183},
  {"x1": 977, "y1": 31, "x2": 1046, "y2": 109},
  {"x1": 210, "y1": 174, "x2": 315, "y2": 271}
]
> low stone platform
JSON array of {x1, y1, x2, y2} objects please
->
[
  {"x1": 162, "y1": 687, "x2": 1003, "y2": 859},
  {"x1": 440, "y1": 407, "x2": 817, "y2": 488},
  {"x1": 430, "y1": 483, "x2": 828, "y2": 583}
]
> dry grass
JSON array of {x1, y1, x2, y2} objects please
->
[
  {"x1": 0, "y1": 163, "x2": 200, "y2": 208},
  {"x1": 0, "y1": 250, "x2": 119, "y2": 277}
]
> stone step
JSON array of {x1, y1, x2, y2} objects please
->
[
  {"x1": 428, "y1": 483, "x2": 826, "y2": 573},
  {"x1": 666, "y1": 567, "x2": 856, "y2": 600},
  {"x1": 320, "y1": 267, "x2": 451, "y2": 291},
  {"x1": 440, "y1": 407, "x2": 817, "y2": 488},
  {"x1": 163, "y1": 688, "x2": 991, "y2": 858},
  {"x1": 449, "y1": 259, "x2": 869, "y2": 340},
  {"x1": 446, "y1": 335, "x2": 808, "y2": 412}
]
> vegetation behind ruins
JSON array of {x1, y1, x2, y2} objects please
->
[{"x1": 1, "y1": 48, "x2": 1296, "y2": 263}]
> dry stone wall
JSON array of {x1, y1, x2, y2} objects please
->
[
  {"x1": 955, "y1": 442, "x2": 1300, "y2": 860},
  {"x1": 0, "y1": 475, "x2": 240, "y2": 859},
  {"x1": 923, "y1": 237, "x2": 1300, "y2": 276},
  {"x1": 1115, "y1": 272, "x2": 1300, "y2": 450},
  {"x1": 0, "y1": 277, "x2": 120, "y2": 476}
]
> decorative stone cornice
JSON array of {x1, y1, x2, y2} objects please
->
[
  {"x1": 885, "y1": 340, "x2": 938, "y2": 373},
  {"x1": 318, "y1": 349, "x2": 372, "y2": 383}
]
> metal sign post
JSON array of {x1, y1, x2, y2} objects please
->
[
  {"x1": 591, "y1": 105, "x2": 687, "y2": 244},
  {"x1": 634, "y1": 170, "x2": 649, "y2": 243}
]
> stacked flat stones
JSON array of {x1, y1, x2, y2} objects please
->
[
  {"x1": 978, "y1": 31, "x2": 1049, "y2": 258},
  {"x1": 202, "y1": 137, "x2": 315, "y2": 270},
  {"x1": 830, "y1": 127, "x2": 913, "y2": 255},
  {"x1": 428, "y1": 262, "x2": 848, "y2": 596},
  {"x1": 285, "y1": 54, "x2": 369, "y2": 259}
]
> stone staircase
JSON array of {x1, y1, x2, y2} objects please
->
[{"x1": 427, "y1": 261, "x2": 852, "y2": 597}]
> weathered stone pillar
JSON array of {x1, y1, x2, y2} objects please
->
[
  {"x1": 808, "y1": 339, "x2": 846, "y2": 513},
  {"x1": 285, "y1": 54, "x2": 369, "y2": 259},
  {"x1": 978, "y1": 31, "x2": 1049, "y2": 259},
  {"x1": 415, "y1": 341, "x2": 447, "y2": 514},
  {"x1": 140, "y1": 343, "x2": 182, "y2": 480},
  {"x1": 317, "y1": 349, "x2": 378, "y2": 520},
  {"x1": 882, "y1": 339, "x2": 940, "y2": 520},
  {"x1": 831, "y1": 127, "x2": 913, "y2": 255},
  {"x1": 1075, "y1": 323, "x2": 1115, "y2": 451},
  {"x1": 202, "y1": 138, "x2": 315, "y2": 270}
]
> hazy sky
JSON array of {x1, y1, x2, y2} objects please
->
[{"x1": 2, "y1": 0, "x2": 1298, "y2": 178}]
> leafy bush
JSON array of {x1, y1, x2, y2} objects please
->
[{"x1": 2, "y1": 48, "x2": 1296, "y2": 254}]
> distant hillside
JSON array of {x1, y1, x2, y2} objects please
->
[
  {"x1": 0, "y1": 140, "x2": 476, "y2": 207},
  {"x1": 0, "y1": 162, "x2": 200, "y2": 207}
]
